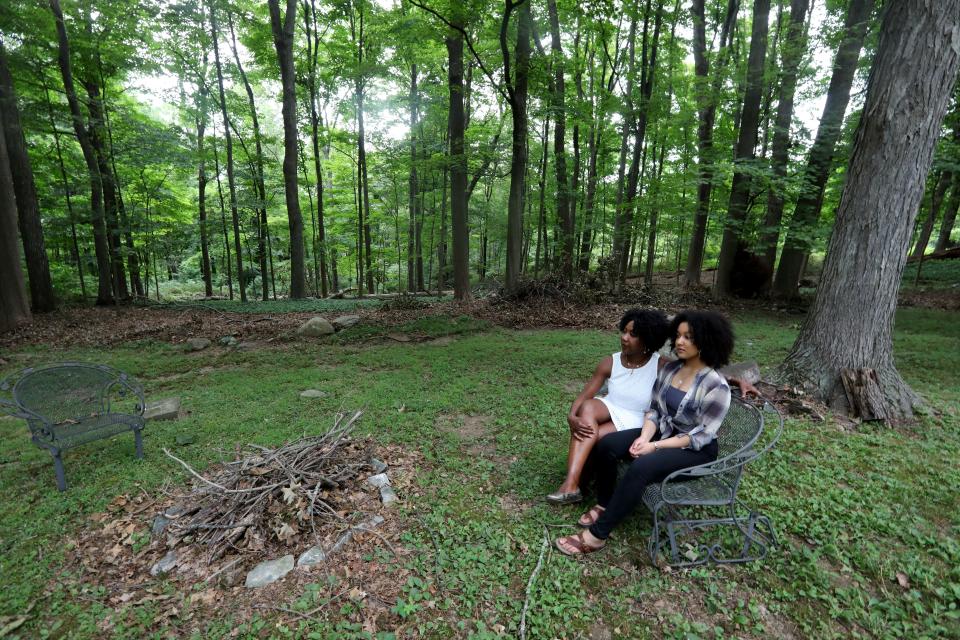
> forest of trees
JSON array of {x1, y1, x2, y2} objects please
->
[{"x1": 2, "y1": 0, "x2": 957, "y2": 314}]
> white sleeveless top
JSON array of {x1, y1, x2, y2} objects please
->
[{"x1": 597, "y1": 351, "x2": 659, "y2": 431}]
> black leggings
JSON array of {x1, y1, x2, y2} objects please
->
[{"x1": 588, "y1": 428, "x2": 717, "y2": 540}]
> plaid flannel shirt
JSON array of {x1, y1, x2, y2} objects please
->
[{"x1": 645, "y1": 359, "x2": 731, "y2": 451}]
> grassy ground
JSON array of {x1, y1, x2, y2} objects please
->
[{"x1": 0, "y1": 308, "x2": 958, "y2": 639}]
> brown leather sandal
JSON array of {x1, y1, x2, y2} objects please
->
[
  {"x1": 555, "y1": 531, "x2": 605, "y2": 556},
  {"x1": 577, "y1": 504, "x2": 605, "y2": 527}
]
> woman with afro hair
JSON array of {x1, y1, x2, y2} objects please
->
[
  {"x1": 546, "y1": 308, "x2": 672, "y2": 504},
  {"x1": 555, "y1": 310, "x2": 738, "y2": 555}
]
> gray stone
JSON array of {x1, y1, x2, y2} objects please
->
[
  {"x1": 175, "y1": 434, "x2": 195, "y2": 446},
  {"x1": 144, "y1": 397, "x2": 181, "y2": 422},
  {"x1": 331, "y1": 315, "x2": 361, "y2": 330},
  {"x1": 245, "y1": 555, "x2": 294, "y2": 588},
  {"x1": 720, "y1": 361, "x2": 761, "y2": 385},
  {"x1": 235, "y1": 341, "x2": 262, "y2": 351},
  {"x1": 299, "y1": 389, "x2": 327, "y2": 399},
  {"x1": 185, "y1": 337, "x2": 212, "y2": 352},
  {"x1": 150, "y1": 550, "x2": 178, "y2": 576},
  {"x1": 219, "y1": 336, "x2": 239, "y2": 347},
  {"x1": 380, "y1": 485, "x2": 398, "y2": 505},
  {"x1": 369, "y1": 458, "x2": 388, "y2": 474},
  {"x1": 366, "y1": 473, "x2": 389, "y2": 489},
  {"x1": 297, "y1": 317, "x2": 335, "y2": 337},
  {"x1": 297, "y1": 545, "x2": 328, "y2": 567},
  {"x1": 329, "y1": 530, "x2": 354, "y2": 555},
  {"x1": 151, "y1": 514, "x2": 171, "y2": 537},
  {"x1": 359, "y1": 514, "x2": 385, "y2": 530}
]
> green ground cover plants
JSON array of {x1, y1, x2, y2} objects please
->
[{"x1": 0, "y1": 307, "x2": 957, "y2": 639}]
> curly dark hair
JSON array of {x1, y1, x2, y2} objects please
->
[
  {"x1": 669, "y1": 310, "x2": 734, "y2": 369},
  {"x1": 618, "y1": 308, "x2": 670, "y2": 353}
]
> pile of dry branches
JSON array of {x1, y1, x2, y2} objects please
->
[{"x1": 162, "y1": 410, "x2": 372, "y2": 560}]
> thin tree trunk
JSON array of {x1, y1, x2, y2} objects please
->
[
  {"x1": 684, "y1": 0, "x2": 738, "y2": 287},
  {"x1": 760, "y1": 0, "x2": 810, "y2": 274},
  {"x1": 41, "y1": 79, "x2": 86, "y2": 299},
  {"x1": 503, "y1": 0, "x2": 532, "y2": 292},
  {"x1": 49, "y1": 0, "x2": 114, "y2": 305},
  {"x1": 715, "y1": 0, "x2": 771, "y2": 297},
  {"x1": 912, "y1": 170, "x2": 951, "y2": 258},
  {"x1": 305, "y1": 0, "x2": 328, "y2": 296},
  {"x1": 195, "y1": 52, "x2": 213, "y2": 298},
  {"x1": 209, "y1": 0, "x2": 245, "y2": 301},
  {"x1": 935, "y1": 171, "x2": 960, "y2": 252},
  {"x1": 210, "y1": 111, "x2": 233, "y2": 299},
  {"x1": 408, "y1": 63, "x2": 419, "y2": 293},
  {"x1": 780, "y1": 0, "x2": 960, "y2": 422},
  {"x1": 772, "y1": 0, "x2": 875, "y2": 298},
  {"x1": 546, "y1": 0, "x2": 574, "y2": 279},
  {"x1": 269, "y1": 0, "x2": 307, "y2": 299}
]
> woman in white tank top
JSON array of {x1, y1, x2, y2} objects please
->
[{"x1": 546, "y1": 309, "x2": 670, "y2": 504}]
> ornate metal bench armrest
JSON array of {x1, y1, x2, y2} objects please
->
[
  {"x1": 93, "y1": 364, "x2": 146, "y2": 415},
  {"x1": 0, "y1": 397, "x2": 46, "y2": 422}
]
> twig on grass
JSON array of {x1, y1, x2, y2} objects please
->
[{"x1": 519, "y1": 526, "x2": 550, "y2": 640}]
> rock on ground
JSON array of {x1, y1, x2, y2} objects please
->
[
  {"x1": 299, "y1": 389, "x2": 327, "y2": 399},
  {"x1": 332, "y1": 315, "x2": 361, "y2": 330},
  {"x1": 150, "y1": 550, "x2": 177, "y2": 576},
  {"x1": 245, "y1": 555, "x2": 294, "y2": 588},
  {"x1": 144, "y1": 397, "x2": 181, "y2": 421},
  {"x1": 297, "y1": 317, "x2": 335, "y2": 337},
  {"x1": 185, "y1": 337, "x2": 212, "y2": 351}
]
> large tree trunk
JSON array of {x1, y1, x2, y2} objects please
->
[
  {"x1": 209, "y1": 0, "x2": 245, "y2": 301},
  {"x1": 780, "y1": 0, "x2": 960, "y2": 422},
  {"x1": 684, "y1": 0, "x2": 738, "y2": 287},
  {"x1": 547, "y1": 0, "x2": 574, "y2": 279},
  {"x1": 0, "y1": 41, "x2": 55, "y2": 312},
  {"x1": 503, "y1": 0, "x2": 531, "y2": 292},
  {"x1": 49, "y1": 0, "x2": 113, "y2": 305},
  {"x1": 269, "y1": 0, "x2": 307, "y2": 299},
  {"x1": 759, "y1": 0, "x2": 810, "y2": 274},
  {"x1": 446, "y1": 25, "x2": 470, "y2": 301},
  {"x1": 772, "y1": 0, "x2": 874, "y2": 298},
  {"x1": 611, "y1": 0, "x2": 640, "y2": 284},
  {"x1": 714, "y1": 0, "x2": 770, "y2": 297},
  {"x1": 0, "y1": 96, "x2": 30, "y2": 331}
]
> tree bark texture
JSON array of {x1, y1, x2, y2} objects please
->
[
  {"x1": 714, "y1": 0, "x2": 770, "y2": 297},
  {"x1": 304, "y1": 0, "x2": 328, "y2": 297},
  {"x1": 0, "y1": 100, "x2": 30, "y2": 331},
  {"x1": 269, "y1": 0, "x2": 307, "y2": 299},
  {"x1": 772, "y1": 0, "x2": 874, "y2": 298},
  {"x1": 781, "y1": 0, "x2": 960, "y2": 422},
  {"x1": 408, "y1": 63, "x2": 419, "y2": 293},
  {"x1": 446, "y1": 27, "x2": 471, "y2": 300},
  {"x1": 49, "y1": 0, "x2": 114, "y2": 305},
  {"x1": 0, "y1": 41, "x2": 55, "y2": 312}
]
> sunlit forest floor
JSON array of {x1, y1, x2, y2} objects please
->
[{"x1": 0, "y1": 263, "x2": 958, "y2": 639}]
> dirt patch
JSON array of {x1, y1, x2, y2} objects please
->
[
  {"x1": 435, "y1": 413, "x2": 493, "y2": 441},
  {"x1": 899, "y1": 288, "x2": 960, "y2": 311},
  {"x1": 54, "y1": 442, "x2": 424, "y2": 636}
]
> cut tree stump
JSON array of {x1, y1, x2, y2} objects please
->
[{"x1": 840, "y1": 368, "x2": 887, "y2": 422}]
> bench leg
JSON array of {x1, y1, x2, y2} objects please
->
[
  {"x1": 51, "y1": 450, "x2": 67, "y2": 492},
  {"x1": 133, "y1": 427, "x2": 144, "y2": 459}
]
